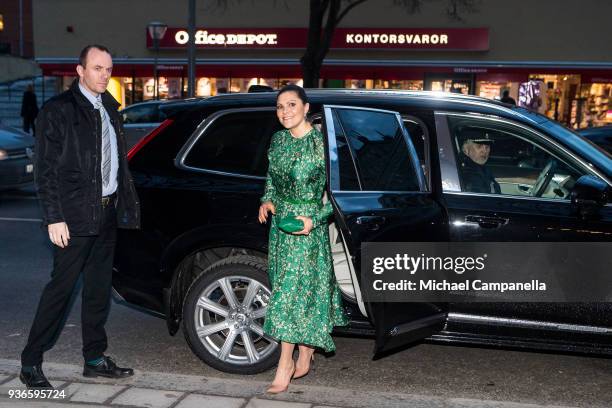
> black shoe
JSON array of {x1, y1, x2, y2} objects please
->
[
  {"x1": 20, "y1": 365, "x2": 53, "y2": 389},
  {"x1": 83, "y1": 356, "x2": 134, "y2": 379}
]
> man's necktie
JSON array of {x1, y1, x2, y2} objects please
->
[{"x1": 95, "y1": 99, "x2": 111, "y2": 187}]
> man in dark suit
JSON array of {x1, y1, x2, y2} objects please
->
[
  {"x1": 500, "y1": 90, "x2": 517, "y2": 106},
  {"x1": 21, "y1": 84, "x2": 39, "y2": 134},
  {"x1": 20, "y1": 44, "x2": 140, "y2": 388},
  {"x1": 458, "y1": 129, "x2": 501, "y2": 194}
]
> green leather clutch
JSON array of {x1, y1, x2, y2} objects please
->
[{"x1": 277, "y1": 214, "x2": 304, "y2": 233}]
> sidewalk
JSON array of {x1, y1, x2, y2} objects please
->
[{"x1": 0, "y1": 359, "x2": 578, "y2": 408}]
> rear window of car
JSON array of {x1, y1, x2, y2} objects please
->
[
  {"x1": 183, "y1": 110, "x2": 283, "y2": 177},
  {"x1": 128, "y1": 108, "x2": 206, "y2": 171}
]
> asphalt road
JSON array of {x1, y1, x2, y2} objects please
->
[{"x1": 0, "y1": 187, "x2": 611, "y2": 407}]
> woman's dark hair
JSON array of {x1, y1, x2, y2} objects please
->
[{"x1": 277, "y1": 84, "x2": 308, "y2": 104}]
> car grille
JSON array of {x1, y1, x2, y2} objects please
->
[{"x1": 6, "y1": 148, "x2": 29, "y2": 160}]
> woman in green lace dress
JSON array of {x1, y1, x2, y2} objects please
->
[{"x1": 258, "y1": 85, "x2": 348, "y2": 394}]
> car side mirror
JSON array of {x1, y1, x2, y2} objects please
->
[{"x1": 570, "y1": 175, "x2": 610, "y2": 219}]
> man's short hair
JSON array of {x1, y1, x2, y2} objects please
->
[{"x1": 79, "y1": 44, "x2": 111, "y2": 67}]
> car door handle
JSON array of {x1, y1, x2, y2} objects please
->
[
  {"x1": 465, "y1": 215, "x2": 508, "y2": 229},
  {"x1": 355, "y1": 216, "x2": 386, "y2": 230}
]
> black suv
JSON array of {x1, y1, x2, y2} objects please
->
[{"x1": 114, "y1": 90, "x2": 612, "y2": 374}]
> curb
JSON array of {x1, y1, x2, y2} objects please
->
[{"x1": 0, "y1": 359, "x2": 580, "y2": 408}]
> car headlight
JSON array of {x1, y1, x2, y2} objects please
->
[{"x1": 0, "y1": 149, "x2": 7, "y2": 161}]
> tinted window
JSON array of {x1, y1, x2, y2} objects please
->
[
  {"x1": 335, "y1": 108, "x2": 420, "y2": 191},
  {"x1": 130, "y1": 108, "x2": 207, "y2": 171},
  {"x1": 448, "y1": 116, "x2": 585, "y2": 199},
  {"x1": 122, "y1": 104, "x2": 159, "y2": 124},
  {"x1": 403, "y1": 117, "x2": 430, "y2": 190},
  {"x1": 312, "y1": 114, "x2": 359, "y2": 190},
  {"x1": 331, "y1": 110, "x2": 360, "y2": 190},
  {"x1": 184, "y1": 110, "x2": 282, "y2": 177}
]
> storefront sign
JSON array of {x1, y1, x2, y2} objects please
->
[
  {"x1": 147, "y1": 27, "x2": 489, "y2": 51},
  {"x1": 583, "y1": 75, "x2": 612, "y2": 84},
  {"x1": 173, "y1": 30, "x2": 278, "y2": 46},
  {"x1": 454, "y1": 67, "x2": 488, "y2": 73}
]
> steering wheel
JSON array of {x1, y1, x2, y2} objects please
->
[{"x1": 531, "y1": 159, "x2": 557, "y2": 197}]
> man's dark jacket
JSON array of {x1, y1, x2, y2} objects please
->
[
  {"x1": 459, "y1": 153, "x2": 501, "y2": 194},
  {"x1": 34, "y1": 79, "x2": 140, "y2": 235},
  {"x1": 21, "y1": 90, "x2": 39, "y2": 118}
]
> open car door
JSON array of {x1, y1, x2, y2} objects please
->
[{"x1": 322, "y1": 105, "x2": 449, "y2": 354}]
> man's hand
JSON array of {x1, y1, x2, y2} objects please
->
[
  {"x1": 293, "y1": 216, "x2": 313, "y2": 236},
  {"x1": 258, "y1": 201, "x2": 276, "y2": 223},
  {"x1": 48, "y1": 222, "x2": 70, "y2": 248}
]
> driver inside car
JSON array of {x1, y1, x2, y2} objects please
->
[{"x1": 458, "y1": 129, "x2": 501, "y2": 194}]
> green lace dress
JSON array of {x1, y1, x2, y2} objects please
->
[{"x1": 260, "y1": 127, "x2": 348, "y2": 352}]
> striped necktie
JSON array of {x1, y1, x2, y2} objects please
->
[{"x1": 95, "y1": 99, "x2": 111, "y2": 187}]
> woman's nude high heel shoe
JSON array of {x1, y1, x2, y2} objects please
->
[
  {"x1": 292, "y1": 352, "x2": 315, "y2": 380},
  {"x1": 266, "y1": 361, "x2": 296, "y2": 394}
]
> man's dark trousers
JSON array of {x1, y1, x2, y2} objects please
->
[{"x1": 21, "y1": 199, "x2": 117, "y2": 367}]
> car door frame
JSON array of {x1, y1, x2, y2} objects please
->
[{"x1": 322, "y1": 104, "x2": 450, "y2": 355}]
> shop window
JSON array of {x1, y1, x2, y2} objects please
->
[
  {"x1": 346, "y1": 79, "x2": 367, "y2": 89},
  {"x1": 167, "y1": 78, "x2": 182, "y2": 99},
  {"x1": 577, "y1": 83, "x2": 612, "y2": 127},
  {"x1": 246, "y1": 78, "x2": 277, "y2": 91},
  {"x1": 373, "y1": 79, "x2": 423, "y2": 90},
  {"x1": 279, "y1": 78, "x2": 303, "y2": 88},
  {"x1": 197, "y1": 78, "x2": 212, "y2": 96},
  {"x1": 431, "y1": 80, "x2": 469, "y2": 94},
  {"x1": 216, "y1": 78, "x2": 229, "y2": 94},
  {"x1": 143, "y1": 78, "x2": 155, "y2": 100},
  {"x1": 527, "y1": 74, "x2": 581, "y2": 125}
]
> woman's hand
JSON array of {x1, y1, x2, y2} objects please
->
[
  {"x1": 293, "y1": 216, "x2": 313, "y2": 235},
  {"x1": 258, "y1": 201, "x2": 276, "y2": 223}
]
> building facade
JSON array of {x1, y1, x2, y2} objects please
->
[
  {"x1": 0, "y1": 0, "x2": 34, "y2": 57},
  {"x1": 33, "y1": 0, "x2": 612, "y2": 128}
]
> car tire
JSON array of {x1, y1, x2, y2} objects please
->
[{"x1": 182, "y1": 255, "x2": 279, "y2": 374}]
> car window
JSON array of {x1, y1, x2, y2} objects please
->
[
  {"x1": 122, "y1": 104, "x2": 158, "y2": 124},
  {"x1": 329, "y1": 110, "x2": 361, "y2": 190},
  {"x1": 333, "y1": 108, "x2": 421, "y2": 192},
  {"x1": 158, "y1": 106, "x2": 167, "y2": 122},
  {"x1": 311, "y1": 114, "x2": 360, "y2": 191},
  {"x1": 403, "y1": 117, "x2": 430, "y2": 191},
  {"x1": 183, "y1": 110, "x2": 282, "y2": 177},
  {"x1": 448, "y1": 116, "x2": 585, "y2": 200}
]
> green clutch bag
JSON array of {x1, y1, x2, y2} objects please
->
[{"x1": 277, "y1": 213, "x2": 304, "y2": 233}]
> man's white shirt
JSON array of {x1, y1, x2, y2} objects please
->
[{"x1": 78, "y1": 82, "x2": 119, "y2": 197}]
